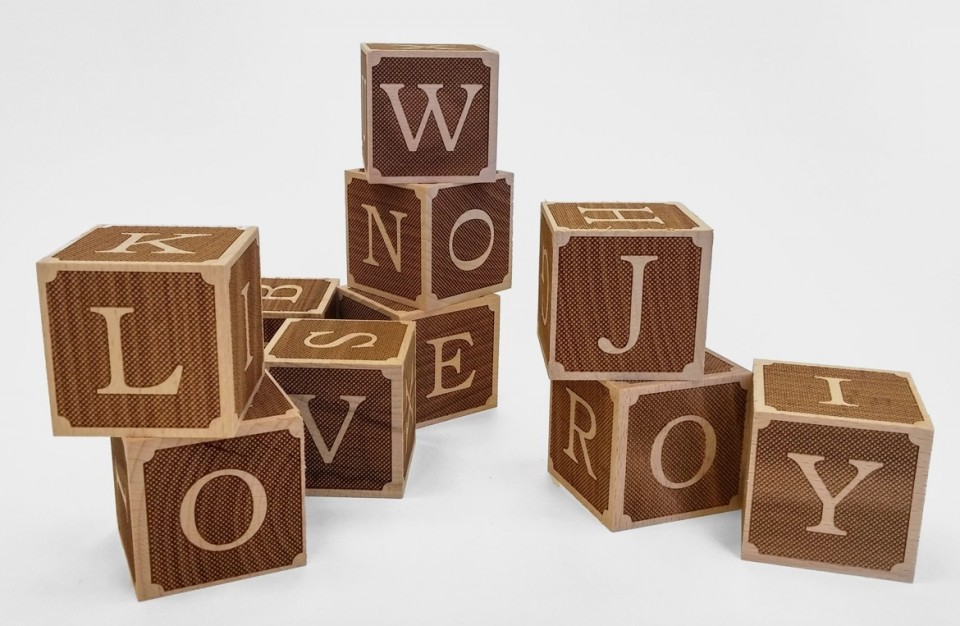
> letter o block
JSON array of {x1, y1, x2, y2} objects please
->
[
  {"x1": 742, "y1": 360, "x2": 934, "y2": 582},
  {"x1": 346, "y1": 169, "x2": 512, "y2": 310},
  {"x1": 111, "y1": 373, "x2": 306, "y2": 601},
  {"x1": 548, "y1": 351, "x2": 750, "y2": 531},
  {"x1": 538, "y1": 202, "x2": 711, "y2": 380},
  {"x1": 37, "y1": 226, "x2": 263, "y2": 438}
]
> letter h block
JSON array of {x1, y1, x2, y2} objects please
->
[
  {"x1": 37, "y1": 226, "x2": 263, "y2": 438},
  {"x1": 265, "y1": 318, "x2": 416, "y2": 498},
  {"x1": 361, "y1": 43, "x2": 498, "y2": 184},
  {"x1": 111, "y1": 373, "x2": 306, "y2": 601},
  {"x1": 742, "y1": 360, "x2": 934, "y2": 582},
  {"x1": 548, "y1": 351, "x2": 750, "y2": 531},
  {"x1": 261, "y1": 277, "x2": 339, "y2": 342},
  {"x1": 346, "y1": 169, "x2": 512, "y2": 310}
]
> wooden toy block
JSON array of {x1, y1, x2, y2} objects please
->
[
  {"x1": 741, "y1": 360, "x2": 934, "y2": 582},
  {"x1": 261, "y1": 277, "x2": 339, "y2": 342},
  {"x1": 548, "y1": 351, "x2": 750, "y2": 531},
  {"x1": 111, "y1": 372, "x2": 306, "y2": 601},
  {"x1": 361, "y1": 43, "x2": 498, "y2": 184},
  {"x1": 265, "y1": 318, "x2": 416, "y2": 498},
  {"x1": 538, "y1": 202, "x2": 712, "y2": 381},
  {"x1": 346, "y1": 168, "x2": 512, "y2": 310},
  {"x1": 338, "y1": 286, "x2": 499, "y2": 427},
  {"x1": 37, "y1": 226, "x2": 264, "y2": 438}
]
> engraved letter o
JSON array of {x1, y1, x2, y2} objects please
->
[
  {"x1": 449, "y1": 209, "x2": 495, "y2": 271},
  {"x1": 179, "y1": 469, "x2": 268, "y2": 552},
  {"x1": 650, "y1": 415, "x2": 717, "y2": 489}
]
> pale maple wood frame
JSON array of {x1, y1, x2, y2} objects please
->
[{"x1": 261, "y1": 277, "x2": 340, "y2": 321}]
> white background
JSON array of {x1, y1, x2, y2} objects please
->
[{"x1": 1, "y1": 1, "x2": 958, "y2": 623}]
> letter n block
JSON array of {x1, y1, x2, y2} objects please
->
[
  {"x1": 742, "y1": 360, "x2": 934, "y2": 582},
  {"x1": 346, "y1": 168, "x2": 512, "y2": 310},
  {"x1": 338, "y1": 286, "x2": 499, "y2": 427},
  {"x1": 538, "y1": 202, "x2": 711, "y2": 380},
  {"x1": 361, "y1": 43, "x2": 498, "y2": 184},
  {"x1": 261, "y1": 277, "x2": 339, "y2": 342},
  {"x1": 111, "y1": 373, "x2": 305, "y2": 601},
  {"x1": 548, "y1": 351, "x2": 750, "y2": 531},
  {"x1": 37, "y1": 226, "x2": 263, "y2": 438},
  {"x1": 265, "y1": 318, "x2": 416, "y2": 498}
]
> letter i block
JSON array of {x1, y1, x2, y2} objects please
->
[
  {"x1": 538, "y1": 202, "x2": 712, "y2": 380},
  {"x1": 346, "y1": 168, "x2": 512, "y2": 310},
  {"x1": 361, "y1": 43, "x2": 499, "y2": 184},
  {"x1": 742, "y1": 360, "x2": 934, "y2": 582},
  {"x1": 37, "y1": 226, "x2": 264, "y2": 438},
  {"x1": 261, "y1": 277, "x2": 339, "y2": 342},
  {"x1": 111, "y1": 373, "x2": 306, "y2": 601},
  {"x1": 265, "y1": 318, "x2": 416, "y2": 497},
  {"x1": 338, "y1": 286, "x2": 499, "y2": 427},
  {"x1": 548, "y1": 351, "x2": 750, "y2": 531}
]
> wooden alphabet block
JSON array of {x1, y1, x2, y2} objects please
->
[
  {"x1": 346, "y1": 168, "x2": 512, "y2": 310},
  {"x1": 38, "y1": 226, "x2": 263, "y2": 438},
  {"x1": 741, "y1": 360, "x2": 934, "y2": 582},
  {"x1": 265, "y1": 318, "x2": 416, "y2": 498},
  {"x1": 338, "y1": 287, "x2": 499, "y2": 427},
  {"x1": 361, "y1": 43, "x2": 499, "y2": 184},
  {"x1": 261, "y1": 277, "x2": 339, "y2": 342},
  {"x1": 537, "y1": 202, "x2": 711, "y2": 380},
  {"x1": 111, "y1": 372, "x2": 305, "y2": 601},
  {"x1": 548, "y1": 351, "x2": 750, "y2": 531}
]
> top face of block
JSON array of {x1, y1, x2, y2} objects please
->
[
  {"x1": 338, "y1": 286, "x2": 418, "y2": 320},
  {"x1": 265, "y1": 318, "x2": 413, "y2": 366},
  {"x1": 44, "y1": 226, "x2": 253, "y2": 265},
  {"x1": 261, "y1": 277, "x2": 339, "y2": 317},
  {"x1": 543, "y1": 203, "x2": 709, "y2": 233},
  {"x1": 755, "y1": 360, "x2": 931, "y2": 428},
  {"x1": 364, "y1": 43, "x2": 491, "y2": 52},
  {"x1": 606, "y1": 350, "x2": 748, "y2": 392}
]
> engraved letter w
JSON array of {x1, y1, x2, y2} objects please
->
[{"x1": 380, "y1": 83, "x2": 482, "y2": 152}]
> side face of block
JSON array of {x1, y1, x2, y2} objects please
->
[
  {"x1": 540, "y1": 203, "x2": 711, "y2": 380},
  {"x1": 265, "y1": 318, "x2": 415, "y2": 498},
  {"x1": 261, "y1": 277, "x2": 339, "y2": 342},
  {"x1": 38, "y1": 226, "x2": 262, "y2": 438},
  {"x1": 742, "y1": 360, "x2": 934, "y2": 582},
  {"x1": 362, "y1": 43, "x2": 498, "y2": 183},
  {"x1": 113, "y1": 373, "x2": 306, "y2": 601}
]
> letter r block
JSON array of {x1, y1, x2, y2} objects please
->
[
  {"x1": 37, "y1": 225, "x2": 264, "y2": 438},
  {"x1": 742, "y1": 360, "x2": 934, "y2": 582},
  {"x1": 538, "y1": 202, "x2": 712, "y2": 380},
  {"x1": 265, "y1": 318, "x2": 416, "y2": 498},
  {"x1": 346, "y1": 169, "x2": 512, "y2": 310},
  {"x1": 549, "y1": 351, "x2": 750, "y2": 531},
  {"x1": 361, "y1": 43, "x2": 498, "y2": 184}
]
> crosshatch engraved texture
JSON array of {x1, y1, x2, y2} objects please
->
[
  {"x1": 243, "y1": 373, "x2": 295, "y2": 422},
  {"x1": 342, "y1": 288, "x2": 418, "y2": 314},
  {"x1": 260, "y1": 278, "x2": 336, "y2": 315},
  {"x1": 537, "y1": 210, "x2": 553, "y2": 361},
  {"x1": 53, "y1": 226, "x2": 244, "y2": 263},
  {"x1": 547, "y1": 203, "x2": 698, "y2": 231},
  {"x1": 268, "y1": 319, "x2": 407, "y2": 363},
  {"x1": 230, "y1": 239, "x2": 263, "y2": 414},
  {"x1": 263, "y1": 318, "x2": 286, "y2": 343},
  {"x1": 704, "y1": 351, "x2": 735, "y2": 375}
]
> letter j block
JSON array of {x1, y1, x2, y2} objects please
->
[
  {"x1": 742, "y1": 360, "x2": 934, "y2": 582},
  {"x1": 37, "y1": 226, "x2": 264, "y2": 438}
]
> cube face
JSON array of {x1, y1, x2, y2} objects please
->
[
  {"x1": 362, "y1": 43, "x2": 498, "y2": 183},
  {"x1": 261, "y1": 277, "x2": 339, "y2": 342},
  {"x1": 38, "y1": 226, "x2": 262, "y2": 438},
  {"x1": 539, "y1": 203, "x2": 711, "y2": 380},
  {"x1": 742, "y1": 360, "x2": 934, "y2": 582}
]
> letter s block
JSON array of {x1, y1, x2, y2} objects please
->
[
  {"x1": 260, "y1": 277, "x2": 339, "y2": 343},
  {"x1": 111, "y1": 373, "x2": 305, "y2": 601},
  {"x1": 346, "y1": 169, "x2": 512, "y2": 310},
  {"x1": 265, "y1": 318, "x2": 416, "y2": 498},
  {"x1": 361, "y1": 43, "x2": 498, "y2": 184},
  {"x1": 37, "y1": 226, "x2": 263, "y2": 438},
  {"x1": 538, "y1": 202, "x2": 712, "y2": 380},
  {"x1": 742, "y1": 360, "x2": 934, "y2": 582},
  {"x1": 548, "y1": 351, "x2": 750, "y2": 531}
]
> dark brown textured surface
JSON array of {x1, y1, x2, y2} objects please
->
[
  {"x1": 230, "y1": 239, "x2": 263, "y2": 414},
  {"x1": 431, "y1": 177, "x2": 511, "y2": 300},
  {"x1": 260, "y1": 278, "x2": 336, "y2": 315},
  {"x1": 549, "y1": 381, "x2": 614, "y2": 514},
  {"x1": 704, "y1": 352, "x2": 735, "y2": 375},
  {"x1": 402, "y1": 338, "x2": 416, "y2": 474},
  {"x1": 622, "y1": 382, "x2": 747, "y2": 523},
  {"x1": 271, "y1": 367, "x2": 395, "y2": 492},
  {"x1": 263, "y1": 318, "x2": 286, "y2": 343},
  {"x1": 243, "y1": 374, "x2": 293, "y2": 422},
  {"x1": 346, "y1": 288, "x2": 417, "y2": 313},
  {"x1": 346, "y1": 175, "x2": 423, "y2": 301},
  {"x1": 54, "y1": 226, "x2": 244, "y2": 263},
  {"x1": 338, "y1": 294, "x2": 395, "y2": 321},
  {"x1": 369, "y1": 56, "x2": 492, "y2": 178},
  {"x1": 537, "y1": 210, "x2": 553, "y2": 362},
  {"x1": 749, "y1": 421, "x2": 918, "y2": 571},
  {"x1": 46, "y1": 271, "x2": 220, "y2": 429},
  {"x1": 143, "y1": 430, "x2": 303, "y2": 592},
  {"x1": 763, "y1": 363, "x2": 924, "y2": 424},
  {"x1": 547, "y1": 203, "x2": 698, "y2": 231},
  {"x1": 555, "y1": 236, "x2": 703, "y2": 374},
  {"x1": 111, "y1": 438, "x2": 135, "y2": 580},
  {"x1": 269, "y1": 319, "x2": 408, "y2": 363}
]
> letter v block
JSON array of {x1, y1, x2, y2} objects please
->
[
  {"x1": 742, "y1": 360, "x2": 934, "y2": 582},
  {"x1": 265, "y1": 318, "x2": 416, "y2": 498},
  {"x1": 37, "y1": 225, "x2": 263, "y2": 438},
  {"x1": 361, "y1": 43, "x2": 498, "y2": 183},
  {"x1": 538, "y1": 202, "x2": 712, "y2": 380},
  {"x1": 548, "y1": 351, "x2": 750, "y2": 531}
]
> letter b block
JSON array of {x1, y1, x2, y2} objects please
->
[
  {"x1": 261, "y1": 277, "x2": 339, "y2": 343},
  {"x1": 742, "y1": 360, "x2": 934, "y2": 582}
]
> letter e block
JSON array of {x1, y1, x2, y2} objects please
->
[{"x1": 261, "y1": 277, "x2": 339, "y2": 342}]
